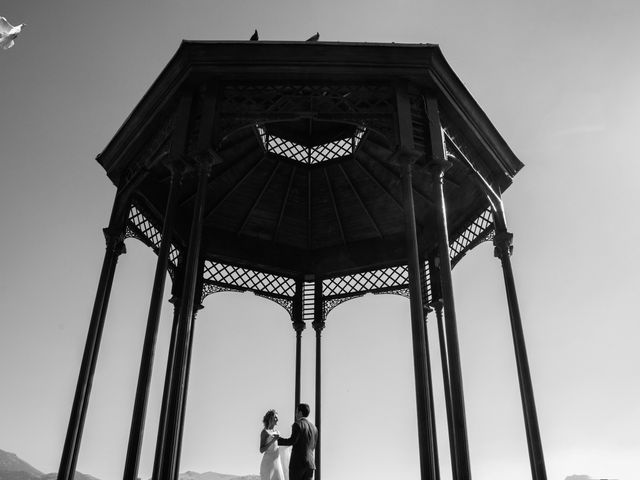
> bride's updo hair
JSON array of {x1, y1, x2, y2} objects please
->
[{"x1": 263, "y1": 409, "x2": 277, "y2": 428}]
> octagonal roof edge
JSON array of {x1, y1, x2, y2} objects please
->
[{"x1": 97, "y1": 40, "x2": 523, "y2": 190}]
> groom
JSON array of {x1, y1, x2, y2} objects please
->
[{"x1": 277, "y1": 403, "x2": 318, "y2": 480}]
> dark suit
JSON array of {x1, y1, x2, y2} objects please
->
[{"x1": 277, "y1": 417, "x2": 318, "y2": 480}]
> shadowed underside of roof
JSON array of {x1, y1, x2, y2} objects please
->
[{"x1": 99, "y1": 41, "x2": 522, "y2": 278}]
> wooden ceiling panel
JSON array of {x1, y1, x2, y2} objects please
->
[
  {"x1": 274, "y1": 166, "x2": 309, "y2": 249},
  {"x1": 309, "y1": 166, "x2": 344, "y2": 249}
]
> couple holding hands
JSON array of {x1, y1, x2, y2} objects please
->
[{"x1": 259, "y1": 403, "x2": 318, "y2": 480}]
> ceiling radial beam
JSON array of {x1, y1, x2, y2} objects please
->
[
  {"x1": 144, "y1": 140, "x2": 175, "y2": 185},
  {"x1": 273, "y1": 164, "x2": 297, "y2": 242},
  {"x1": 353, "y1": 156, "x2": 404, "y2": 212},
  {"x1": 324, "y1": 168, "x2": 347, "y2": 246},
  {"x1": 368, "y1": 153, "x2": 434, "y2": 205},
  {"x1": 179, "y1": 133, "x2": 258, "y2": 207},
  {"x1": 238, "y1": 160, "x2": 281, "y2": 234},
  {"x1": 443, "y1": 132, "x2": 489, "y2": 192},
  {"x1": 176, "y1": 156, "x2": 242, "y2": 206},
  {"x1": 443, "y1": 170, "x2": 461, "y2": 188},
  {"x1": 203, "y1": 154, "x2": 265, "y2": 220},
  {"x1": 337, "y1": 163, "x2": 383, "y2": 238}
]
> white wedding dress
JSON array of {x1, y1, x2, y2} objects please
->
[{"x1": 260, "y1": 429, "x2": 288, "y2": 480}]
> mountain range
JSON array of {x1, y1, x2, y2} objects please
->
[
  {"x1": 1, "y1": 449, "x2": 622, "y2": 480},
  {"x1": 0, "y1": 450, "x2": 258, "y2": 480},
  {"x1": 565, "y1": 476, "x2": 619, "y2": 480}
]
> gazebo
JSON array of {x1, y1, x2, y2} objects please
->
[{"x1": 57, "y1": 40, "x2": 546, "y2": 480}]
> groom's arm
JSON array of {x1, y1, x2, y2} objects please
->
[{"x1": 277, "y1": 422, "x2": 300, "y2": 446}]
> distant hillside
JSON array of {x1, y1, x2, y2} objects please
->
[
  {"x1": 41, "y1": 472, "x2": 101, "y2": 480},
  {"x1": 0, "y1": 450, "x2": 43, "y2": 480},
  {"x1": 0, "y1": 449, "x2": 258, "y2": 480},
  {"x1": 565, "y1": 476, "x2": 619, "y2": 480},
  {"x1": 180, "y1": 471, "x2": 259, "y2": 480}
]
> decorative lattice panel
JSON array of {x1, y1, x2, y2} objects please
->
[
  {"x1": 410, "y1": 94, "x2": 428, "y2": 153},
  {"x1": 322, "y1": 265, "x2": 409, "y2": 298},
  {"x1": 421, "y1": 264, "x2": 432, "y2": 305},
  {"x1": 320, "y1": 258, "x2": 435, "y2": 319},
  {"x1": 125, "y1": 205, "x2": 180, "y2": 268},
  {"x1": 218, "y1": 84, "x2": 396, "y2": 142},
  {"x1": 302, "y1": 282, "x2": 315, "y2": 322},
  {"x1": 449, "y1": 208, "x2": 494, "y2": 264},
  {"x1": 257, "y1": 125, "x2": 365, "y2": 165},
  {"x1": 202, "y1": 260, "x2": 296, "y2": 298}
]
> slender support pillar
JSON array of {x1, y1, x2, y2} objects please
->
[
  {"x1": 419, "y1": 267, "x2": 440, "y2": 480},
  {"x1": 402, "y1": 165, "x2": 437, "y2": 480},
  {"x1": 294, "y1": 326, "x2": 303, "y2": 409},
  {"x1": 493, "y1": 230, "x2": 547, "y2": 480},
  {"x1": 396, "y1": 84, "x2": 437, "y2": 480},
  {"x1": 152, "y1": 294, "x2": 182, "y2": 480},
  {"x1": 426, "y1": 96, "x2": 472, "y2": 479},
  {"x1": 312, "y1": 281, "x2": 324, "y2": 480},
  {"x1": 424, "y1": 309, "x2": 441, "y2": 480},
  {"x1": 292, "y1": 280, "x2": 305, "y2": 414},
  {"x1": 419, "y1": 263, "x2": 441, "y2": 480},
  {"x1": 58, "y1": 192, "x2": 128, "y2": 480},
  {"x1": 156, "y1": 83, "x2": 219, "y2": 480},
  {"x1": 123, "y1": 169, "x2": 182, "y2": 480},
  {"x1": 150, "y1": 89, "x2": 196, "y2": 480},
  {"x1": 434, "y1": 299, "x2": 458, "y2": 480},
  {"x1": 429, "y1": 258, "x2": 458, "y2": 480},
  {"x1": 157, "y1": 161, "x2": 211, "y2": 480},
  {"x1": 174, "y1": 304, "x2": 201, "y2": 480},
  {"x1": 427, "y1": 339, "x2": 440, "y2": 480}
]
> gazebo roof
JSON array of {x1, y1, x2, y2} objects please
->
[{"x1": 97, "y1": 41, "x2": 522, "y2": 280}]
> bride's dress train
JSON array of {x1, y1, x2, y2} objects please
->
[
  {"x1": 279, "y1": 443, "x2": 290, "y2": 480},
  {"x1": 260, "y1": 429, "x2": 287, "y2": 480}
]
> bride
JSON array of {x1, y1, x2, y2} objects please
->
[{"x1": 260, "y1": 410, "x2": 286, "y2": 480}]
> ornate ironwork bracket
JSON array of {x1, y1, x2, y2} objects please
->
[
  {"x1": 322, "y1": 294, "x2": 363, "y2": 322},
  {"x1": 200, "y1": 282, "x2": 245, "y2": 304},
  {"x1": 372, "y1": 287, "x2": 411, "y2": 299},
  {"x1": 255, "y1": 292, "x2": 294, "y2": 317}
]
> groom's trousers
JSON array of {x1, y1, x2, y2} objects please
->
[{"x1": 290, "y1": 468, "x2": 314, "y2": 480}]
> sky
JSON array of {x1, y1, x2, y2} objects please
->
[{"x1": 0, "y1": 1, "x2": 639, "y2": 480}]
